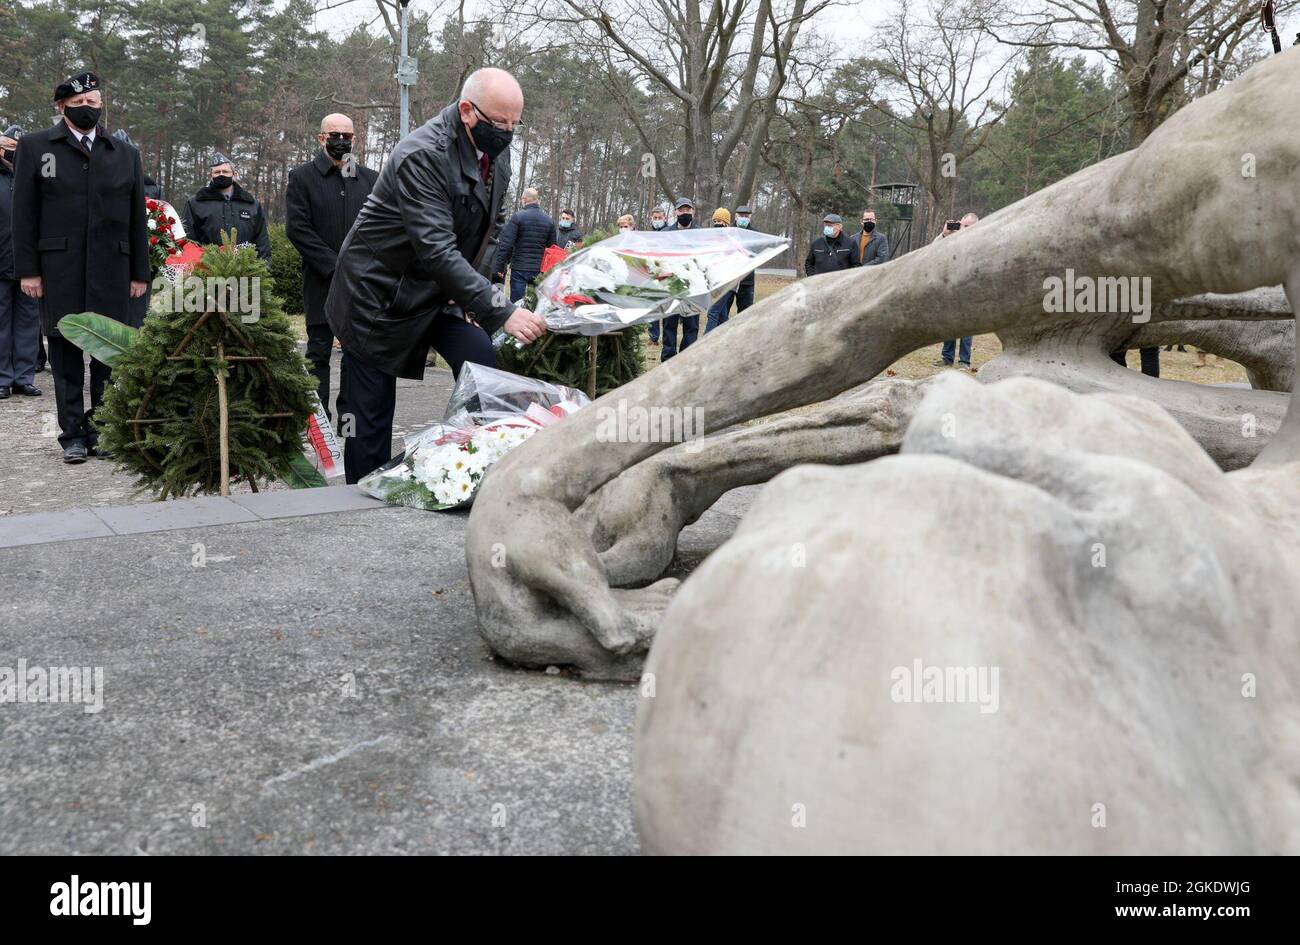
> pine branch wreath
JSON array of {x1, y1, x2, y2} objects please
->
[{"x1": 94, "y1": 234, "x2": 317, "y2": 497}]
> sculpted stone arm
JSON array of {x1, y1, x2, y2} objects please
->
[
  {"x1": 577, "y1": 378, "x2": 927, "y2": 588},
  {"x1": 466, "y1": 52, "x2": 1300, "y2": 677}
]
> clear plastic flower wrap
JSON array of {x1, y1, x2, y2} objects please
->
[
  {"x1": 357, "y1": 363, "x2": 590, "y2": 510},
  {"x1": 500, "y1": 228, "x2": 789, "y2": 340}
]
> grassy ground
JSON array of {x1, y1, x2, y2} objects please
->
[{"x1": 291, "y1": 274, "x2": 1249, "y2": 387}]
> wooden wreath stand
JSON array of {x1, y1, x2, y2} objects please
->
[
  {"x1": 515, "y1": 329, "x2": 627, "y2": 400},
  {"x1": 128, "y1": 309, "x2": 295, "y2": 498}
]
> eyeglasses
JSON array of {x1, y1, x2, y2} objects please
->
[
  {"x1": 470, "y1": 102, "x2": 523, "y2": 132},
  {"x1": 323, "y1": 132, "x2": 355, "y2": 141}
]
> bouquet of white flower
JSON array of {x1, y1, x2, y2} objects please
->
[
  {"x1": 357, "y1": 364, "x2": 589, "y2": 510},
  {"x1": 497, "y1": 228, "x2": 789, "y2": 342}
]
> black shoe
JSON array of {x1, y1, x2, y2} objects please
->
[
  {"x1": 62, "y1": 444, "x2": 88, "y2": 464},
  {"x1": 0, "y1": 386, "x2": 9, "y2": 399},
  {"x1": 12, "y1": 382, "x2": 41, "y2": 396},
  {"x1": 93, "y1": 447, "x2": 113, "y2": 460}
]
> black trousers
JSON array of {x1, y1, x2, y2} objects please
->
[
  {"x1": 338, "y1": 313, "x2": 496, "y2": 484},
  {"x1": 305, "y1": 321, "x2": 334, "y2": 418},
  {"x1": 1110, "y1": 346, "x2": 1160, "y2": 378},
  {"x1": 47, "y1": 333, "x2": 111, "y2": 449}
]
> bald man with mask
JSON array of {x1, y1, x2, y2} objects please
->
[
  {"x1": 286, "y1": 113, "x2": 378, "y2": 417},
  {"x1": 326, "y1": 68, "x2": 547, "y2": 483}
]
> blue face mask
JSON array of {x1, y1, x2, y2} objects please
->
[
  {"x1": 558, "y1": 219, "x2": 572, "y2": 229},
  {"x1": 823, "y1": 226, "x2": 836, "y2": 238},
  {"x1": 736, "y1": 217, "x2": 750, "y2": 228}
]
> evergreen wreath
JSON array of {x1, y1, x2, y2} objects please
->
[{"x1": 94, "y1": 234, "x2": 317, "y2": 497}]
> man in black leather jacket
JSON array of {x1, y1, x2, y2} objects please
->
[{"x1": 325, "y1": 67, "x2": 546, "y2": 483}]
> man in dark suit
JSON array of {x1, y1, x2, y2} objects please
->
[
  {"x1": 12, "y1": 72, "x2": 149, "y2": 463},
  {"x1": 286, "y1": 112, "x2": 378, "y2": 418},
  {"x1": 659, "y1": 197, "x2": 701, "y2": 362},
  {"x1": 326, "y1": 67, "x2": 547, "y2": 483},
  {"x1": 1, "y1": 124, "x2": 42, "y2": 401},
  {"x1": 181, "y1": 151, "x2": 272, "y2": 262}
]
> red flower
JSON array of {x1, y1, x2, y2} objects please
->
[
  {"x1": 150, "y1": 236, "x2": 159, "y2": 245},
  {"x1": 559, "y1": 293, "x2": 594, "y2": 306},
  {"x1": 145, "y1": 199, "x2": 158, "y2": 211}
]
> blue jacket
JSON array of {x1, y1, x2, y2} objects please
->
[{"x1": 492, "y1": 203, "x2": 557, "y2": 278}]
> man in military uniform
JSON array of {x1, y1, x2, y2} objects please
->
[
  {"x1": 325, "y1": 67, "x2": 546, "y2": 483},
  {"x1": 12, "y1": 72, "x2": 149, "y2": 463},
  {"x1": 180, "y1": 151, "x2": 271, "y2": 261}
]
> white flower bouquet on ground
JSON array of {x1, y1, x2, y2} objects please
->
[
  {"x1": 500, "y1": 228, "x2": 790, "y2": 341},
  {"x1": 358, "y1": 364, "x2": 589, "y2": 510}
]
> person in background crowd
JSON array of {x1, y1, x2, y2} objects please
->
[
  {"x1": 705, "y1": 203, "x2": 759, "y2": 335},
  {"x1": 857, "y1": 209, "x2": 889, "y2": 266},
  {"x1": 0, "y1": 124, "x2": 42, "y2": 401},
  {"x1": 325, "y1": 67, "x2": 546, "y2": 484},
  {"x1": 660, "y1": 197, "x2": 701, "y2": 361},
  {"x1": 616, "y1": 214, "x2": 634, "y2": 232},
  {"x1": 492, "y1": 187, "x2": 556, "y2": 305},
  {"x1": 12, "y1": 71, "x2": 149, "y2": 463},
  {"x1": 932, "y1": 212, "x2": 978, "y2": 371},
  {"x1": 645, "y1": 205, "x2": 669, "y2": 345},
  {"x1": 181, "y1": 151, "x2": 271, "y2": 262},
  {"x1": 286, "y1": 113, "x2": 379, "y2": 418},
  {"x1": 556, "y1": 208, "x2": 584, "y2": 250},
  {"x1": 705, "y1": 207, "x2": 735, "y2": 333},
  {"x1": 805, "y1": 212, "x2": 859, "y2": 276}
]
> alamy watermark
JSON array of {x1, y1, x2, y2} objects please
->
[
  {"x1": 890, "y1": 658, "x2": 999, "y2": 714},
  {"x1": 0, "y1": 659, "x2": 104, "y2": 714},
  {"x1": 1043, "y1": 268, "x2": 1152, "y2": 324},
  {"x1": 153, "y1": 274, "x2": 262, "y2": 323},
  {"x1": 594, "y1": 399, "x2": 706, "y2": 452}
]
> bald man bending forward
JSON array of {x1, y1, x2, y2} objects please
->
[{"x1": 325, "y1": 69, "x2": 546, "y2": 483}]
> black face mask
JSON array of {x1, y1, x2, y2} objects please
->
[
  {"x1": 471, "y1": 119, "x2": 513, "y2": 160},
  {"x1": 64, "y1": 105, "x2": 101, "y2": 131},
  {"x1": 862, "y1": 221, "x2": 875, "y2": 232},
  {"x1": 210, "y1": 175, "x2": 234, "y2": 191},
  {"x1": 677, "y1": 213, "x2": 693, "y2": 228},
  {"x1": 64, "y1": 105, "x2": 100, "y2": 131},
  {"x1": 325, "y1": 138, "x2": 352, "y2": 159}
]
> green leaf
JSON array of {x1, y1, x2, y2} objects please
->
[
  {"x1": 282, "y1": 453, "x2": 327, "y2": 489},
  {"x1": 56, "y1": 313, "x2": 139, "y2": 367}
]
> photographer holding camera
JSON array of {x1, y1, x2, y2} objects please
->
[{"x1": 931, "y1": 213, "x2": 978, "y2": 371}]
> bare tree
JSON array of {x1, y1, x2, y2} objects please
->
[
  {"x1": 980, "y1": 0, "x2": 1296, "y2": 145},
  {"x1": 874, "y1": 0, "x2": 1015, "y2": 238},
  {"x1": 526, "y1": 0, "x2": 833, "y2": 206}
]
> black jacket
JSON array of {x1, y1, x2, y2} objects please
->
[
  {"x1": 804, "y1": 230, "x2": 860, "y2": 276},
  {"x1": 556, "y1": 225, "x2": 584, "y2": 250},
  {"x1": 857, "y1": 230, "x2": 889, "y2": 266},
  {"x1": 0, "y1": 164, "x2": 15, "y2": 279},
  {"x1": 11, "y1": 123, "x2": 150, "y2": 333},
  {"x1": 492, "y1": 203, "x2": 556, "y2": 278},
  {"x1": 286, "y1": 150, "x2": 379, "y2": 325},
  {"x1": 181, "y1": 181, "x2": 272, "y2": 262},
  {"x1": 325, "y1": 104, "x2": 514, "y2": 379}
]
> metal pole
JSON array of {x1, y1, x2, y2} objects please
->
[{"x1": 397, "y1": 0, "x2": 417, "y2": 139}]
